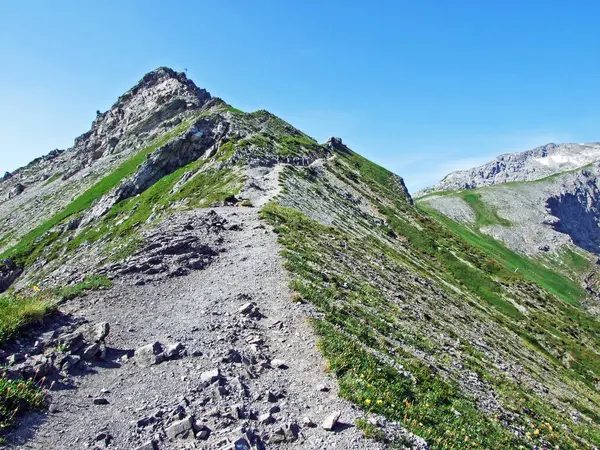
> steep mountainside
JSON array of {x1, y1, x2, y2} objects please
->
[{"x1": 2, "y1": 69, "x2": 600, "y2": 449}]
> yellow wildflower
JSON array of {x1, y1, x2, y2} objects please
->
[
  {"x1": 33, "y1": 286, "x2": 40, "y2": 292},
  {"x1": 365, "y1": 398, "x2": 371, "y2": 405}
]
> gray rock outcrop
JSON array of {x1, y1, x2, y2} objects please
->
[{"x1": 417, "y1": 142, "x2": 600, "y2": 197}]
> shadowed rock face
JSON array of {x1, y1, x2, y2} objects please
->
[
  {"x1": 547, "y1": 184, "x2": 600, "y2": 255},
  {"x1": 0, "y1": 259, "x2": 22, "y2": 293}
]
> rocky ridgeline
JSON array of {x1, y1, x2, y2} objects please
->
[
  {"x1": 3, "y1": 206, "x2": 427, "y2": 449},
  {"x1": 1, "y1": 68, "x2": 210, "y2": 201},
  {"x1": 420, "y1": 160, "x2": 600, "y2": 257},
  {"x1": 416, "y1": 142, "x2": 600, "y2": 197},
  {"x1": 0, "y1": 68, "x2": 222, "y2": 261}
]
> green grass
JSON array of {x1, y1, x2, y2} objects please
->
[
  {"x1": 225, "y1": 106, "x2": 245, "y2": 114},
  {"x1": 263, "y1": 201, "x2": 600, "y2": 448},
  {"x1": 0, "y1": 275, "x2": 111, "y2": 345},
  {"x1": 0, "y1": 378, "x2": 45, "y2": 438},
  {"x1": 555, "y1": 247, "x2": 592, "y2": 276},
  {"x1": 54, "y1": 275, "x2": 112, "y2": 300},
  {"x1": 62, "y1": 160, "x2": 242, "y2": 263},
  {"x1": 1, "y1": 119, "x2": 196, "y2": 267},
  {"x1": 379, "y1": 204, "x2": 524, "y2": 320},
  {"x1": 423, "y1": 206, "x2": 587, "y2": 306},
  {"x1": 315, "y1": 320, "x2": 520, "y2": 449},
  {"x1": 355, "y1": 417, "x2": 386, "y2": 442},
  {"x1": 261, "y1": 204, "x2": 523, "y2": 448},
  {"x1": 460, "y1": 192, "x2": 512, "y2": 227},
  {"x1": 0, "y1": 294, "x2": 55, "y2": 345}
]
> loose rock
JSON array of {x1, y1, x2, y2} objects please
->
[{"x1": 322, "y1": 410, "x2": 341, "y2": 431}]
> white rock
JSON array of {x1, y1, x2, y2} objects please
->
[{"x1": 322, "y1": 411, "x2": 341, "y2": 431}]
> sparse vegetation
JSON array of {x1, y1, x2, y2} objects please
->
[
  {"x1": 1, "y1": 118, "x2": 197, "y2": 267},
  {"x1": 54, "y1": 274, "x2": 112, "y2": 300},
  {"x1": 43, "y1": 172, "x2": 63, "y2": 186},
  {"x1": 0, "y1": 378, "x2": 46, "y2": 439}
]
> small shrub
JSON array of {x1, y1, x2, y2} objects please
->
[
  {"x1": 0, "y1": 294, "x2": 55, "y2": 345},
  {"x1": 0, "y1": 377, "x2": 46, "y2": 436},
  {"x1": 54, "y1": 275, "x2": 112, "y2": 300},
  {"x1": 355, "y1": 417, "x2": 386, "y2": 441}
]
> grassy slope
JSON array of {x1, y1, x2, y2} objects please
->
[
  {"x1": 460, "y1": 192, "x2": 512, "y2": 227},
  {"x1": 1, "y1": 118, "x2": 196, "y2": 267},
  {"x1": 3, "y1": 101, "x2": 600, "y2": 447},
  {"x1": 263, "y1": 150, "x2": 600, "y2": 448},
  {"x1": 422, "y1": 206, "x2": 586, "y2": 306}
]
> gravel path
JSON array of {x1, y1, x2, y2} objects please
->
[{"x1": 7, "y1": 207, "x2": 383, "y2": 449}]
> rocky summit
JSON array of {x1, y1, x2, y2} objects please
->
[{"x1": 1, "y1": 68, "x2": 600, "y2": 450}]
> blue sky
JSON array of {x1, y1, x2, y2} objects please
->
[{"x1": 1, "y1": 1, "x2": 598, "y2": 191}]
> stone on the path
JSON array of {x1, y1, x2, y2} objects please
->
[
  {"x1": 93, "y1": 398, "x2": 109, "y2": 405},
  {"x1": 269, "y1": 427, "x2": 287, "y2": 444},
  {"x1": 258, "y1": 412, "x2": 274, "y2": 424},
  {"x1": 57, "y1": 332, "x2": 85, "y2": 353},
  {"x1": 82, "y1": 343, "x2": 101, "y2": 361},
  {"x1": 322, "y1": 410, "x2": 341, "y2": 431},
  {"x1": 317, "y1": 383, "x2": 330, "y2": 392},
  {"x1": 238, "y1": 302, "x2": 255, "y2": 315},
  {"x1": 285, "y1": 421, "x2": 301, "y2": 442},
  {"x1": 93, "y1": 322, "x2": 110, "y2": 342},
  {"x1": 192, "y1": 420, "x2": 211, "y2": 439},
  {"x1": 7, "y1": 353, "x2": 24, "y2": 365},
  {"x1": 200, "y1": 368, "x2": 220, "y2": 383},
  {"x1": 302, "y1": 416, "x2": 316, "y2": 427},
  {"x1": 233, "y1": 437, "x2": 252, "y2": 450},
  {"x1": 266, "y1": 390, "x2": 278, "y2": 403},
  {"x1": 197, "y1": 429, "x2": 210, "y2": 440},
  {"x1": 163, "y1": 342, "x2": 185, "y2": 359},
  {"x1": 245, "y1": 335, "x2": 264, "y2": 345},
  {"x1": 95, "y1": 432, "x2": 112, "y2": 444},
  {"x1": 166, "y1": 416, "x2": 194, "y2": 440},
  {"x1": 367, "y1": 416, "x2": 380, "y2": 426},
  {"x1": 270, "y1": 358, "x2": 287, "y2": 369},
  {"x1": 60, "y1": 354, "x2": 81, "y2": 372},
  {"x1": 135, "y1": 342, "x2": 164, "y2": 367},
  {"x1": 135, "y1": 440, "x2": 157, "y2": 450}
]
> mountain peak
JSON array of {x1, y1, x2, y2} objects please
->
[
  {"x1": 125, "y1": 67, "x2": 209, "y2": 101},
  {"x1": 111, "y1": 66, "x2": 211, "y2": 113},
  {"x1": 416, "y1": 141, "x2": 600, "y2": 197}
]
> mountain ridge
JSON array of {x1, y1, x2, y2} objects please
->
[
  {"x1": 416, "y1": 141, "x2": 600, "y2": 197},
  {"x1": 1, "y1": 68, "x2": 600, "y2": 449}
]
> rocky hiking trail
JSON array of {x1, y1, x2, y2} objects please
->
[{"x1": 6, "y1": 207, "x2": 386, "y2": 449}]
